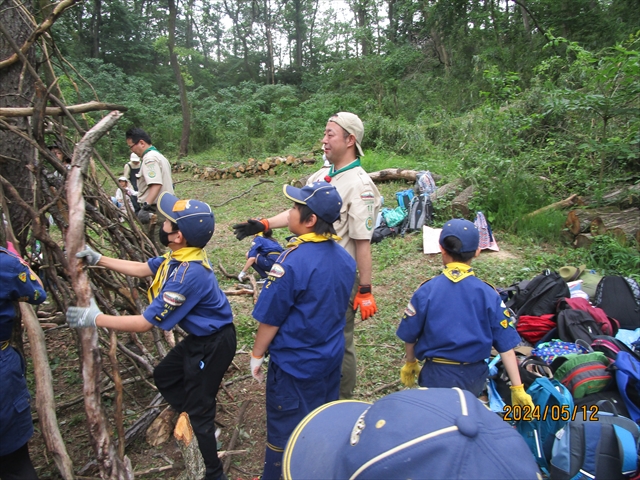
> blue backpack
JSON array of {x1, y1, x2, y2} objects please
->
[
  {"x1": 548, "y1": 404, "x2": 640, "y2": 480},
  {"x1": 516, "y1": 377, "x2": 574, "y2": 471},
  {"x1": 395, "y1": 189, "x2": 414, "y2": 210},
  {"x1": 615, "y1": 351, "x2": 640, "y2": 423}
]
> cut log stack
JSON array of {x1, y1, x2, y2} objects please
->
[
  {"x1": 565, "y1": 207, "x2": 640, "y2": 250},
  {"x1": 173, "y1": 155, "x2": 317, "y2": 180}
]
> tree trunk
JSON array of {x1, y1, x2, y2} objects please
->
[
  {"x1": 565, "y1": 207, "x2": 620, "y2": 235},
  {"x1": 168, "y1": 0, "x2": 191, "y2": 158},
  {"x1": 91, "y1": 0, "x2": 101, "y2": 58},
  {"x1": 0, "y1": 1, "x2": 37, "y2": 252},
  {"x1": 293, "y1": 0, "x2": 304, "y2": 68}
]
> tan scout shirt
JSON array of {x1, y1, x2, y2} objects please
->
[
  {"x1": 307, "y1": 165, "x2": 381, "y2": 259},
  {"x1": 138, "y1": 149, "x2": 174, "y2": 205}
]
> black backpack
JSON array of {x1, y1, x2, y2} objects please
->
[
  {"x1": 370, "y1": 225, "x2": 399, "y2": 243},
  {"x1": 595, "y1": 276, "x2": 640, "y2": 330},
  {"x1": 506, "y1": 270, "x2": 570, "y2": 317},
  {"x1": 556, "y1": 309, "x2": 604, "y2": 343}
]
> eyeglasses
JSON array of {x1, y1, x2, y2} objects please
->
[{"x1": 128, "y1": 141, "x2": 139, "y2": 150}]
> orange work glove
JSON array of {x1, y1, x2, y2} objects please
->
[{"x1": 353, "y1": 285, "x2": 377, "y2": 320}]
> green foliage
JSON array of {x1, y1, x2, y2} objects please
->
[{"x1": 588, "y1": 235, "x2": 640, "y2": 280}]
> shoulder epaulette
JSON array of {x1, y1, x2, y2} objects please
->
[
  {"x1": 277, "y1": 245, "x2": 299, "y2": 263},
  {"x1": 419, "y1": 276, "x2": 435, "y2": 287},
  {"x1": 482, "y1": 280, "x2": 498, "y2": 292}
]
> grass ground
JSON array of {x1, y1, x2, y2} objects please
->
[{"x1": 28, "y1": 159, "x2": 595, "y2": 479}]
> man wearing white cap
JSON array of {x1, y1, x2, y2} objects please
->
[{"x1": 234, "y1": 112, "x2": 381, "y2": 399}]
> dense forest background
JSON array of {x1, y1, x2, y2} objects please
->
[{"x1": 46, "y1": 0, "x2": 638, "y2": 217}]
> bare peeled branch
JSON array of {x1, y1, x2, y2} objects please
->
[
  {"x1": 65, "y1": 110, "x2": 134, "y2": 479},
  {"x1": 0, "y1": 101, "x2": 128, "y2": 117}
]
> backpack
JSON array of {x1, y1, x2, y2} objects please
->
[
  {"x1": 557, "y1": 297, "x2": 619, "y2": 337},
  {"x1": 370, "y1": 225, "x2": 398, "y2": 244},
  {"x1": 595, "y1": 276, "x2": 640, "y2": 330},
  {"x1": 532, "y1": 340, "x2": 590, "y2": 365},
  {"x1": 381, "y1": 207, "x2": 407, "y2": 227},
  {"x1": 550, "y1": 352, "x2": 613, "y2": 399},
  {"x1": 407, "y1": 194, "x2": 433, "y2": 231},
  {"x1": 506, "y1": 270, "x2": 570, "y2": 317},
  {"x1": 614, "y1": 351, "x2": 640, "y2": 423},
  {"x1": 548, "y1": 404, "x2": 640, "y2": 480},
  {"x1": 556, "y1": 309, "x2": 603, "y2": 343},
  {"x1": 395, "y1": 189, "x2": 414, "y2": 210},
  {"x1": 415, "y1": 170, "x2": 437, "y2": 195},
  {"x1": 516, "y1": 314, "x2": 557, "y2": 344},
  {"x1": 516, "y1": 377, "x2": 574, "y2": 471},
  {"x1": 591, "y1": 335, "x2": 640, "y2": 362}
]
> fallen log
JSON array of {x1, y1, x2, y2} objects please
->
[
  {"x1": 565, "y1": 207, "x2": 620, "y2": 235},
  {"x1": 590, "y1": 208, "x2": 640, "y2": 240},
  {"x1": 430, "y1": 178, "x2": 465, "y2": 203},
  {"x1": 367, "y1": 168, "x2": 419, "y2": 183},
  {"x1": 523, "y1": 194, "x2": 583, "y2": 219},
  {"x1": 599, "y1": 184, "x2": 640, "y2": 209},
  {"x1": 574, "y1": 233, "x2": 595, "y2": 249}
]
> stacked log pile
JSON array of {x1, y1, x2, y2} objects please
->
[
  {"x1": 173, "y1": 155, "x2": 317, "y2": 180},
  {"x1": 565, "y1": 206, "x2": 640, "y2": 249}
]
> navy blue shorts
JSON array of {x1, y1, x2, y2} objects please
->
[
  {"x1": 418, "y1": 360, "x2": 488, "y2": 397},
  {"x1": 266, "y1": 361, "x2": 341, "y2": 449},
  {"x1": 253, "y1": 254, "x2": 279, "y2": 278}
]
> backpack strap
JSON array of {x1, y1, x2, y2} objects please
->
[
  {"x1": 577, "y1": 422, "x2": 601, "y2": 478},
  {"x1": 613, "y1": 424, "x2": 638, "y2": 475}
]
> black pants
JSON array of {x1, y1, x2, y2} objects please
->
[
  {"x1": 154, "y1": 324, "x2": 236, "y2": 480},
  {"x1": 0, "y1": 443, "x2": 38, "y2": 480}
]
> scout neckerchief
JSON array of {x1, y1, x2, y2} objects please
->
[
  {"x1": 148, "y1": 247, "x2": 211, "y2": 302},
  {"x1": 442, "y1": 262, "x2": 475, "y2": 283},
  {"x1": 323, "y1": 158, "x2": 361, "y2": 183},
  {"x1": 142, "y1": 145, "x2": 159, "y2": 157},
  {"x1": 286, "y1": 232, "x2": 342, "y2": 248}
]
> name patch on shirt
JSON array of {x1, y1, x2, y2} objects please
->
[
  {"x1": 163, "y1": 291, "x2": 185, "y2": 306},
  {"x1": 268, "y1": 263, "x2": 285, "y2": 278}
]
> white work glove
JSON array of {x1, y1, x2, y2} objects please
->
[
  {"x1": 238, "y1": 271, "x2": 248, "y2": 282},
  {"x1": 66, "y1": 298, "x2": 102, "y2": 328},
  {"x1": 76, "y1": 246, "x2": 102, "y2": 266},
  {"x1": 250, "y1": 353, "x2": 265, "y2": 382}
]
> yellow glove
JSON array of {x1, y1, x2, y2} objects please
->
[
  {"x1": 510, "y1": 384, "x2": 535, "y2": 409},
  {"x1": 400, "y1": 360, "x2": 421, "y2": 387}
]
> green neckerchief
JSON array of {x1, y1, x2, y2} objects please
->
[
  {"x1": 286, "y1": 232, "x2": 341, "y2": 248},
  {"x1": 442, "y1": 262, "x2": 475, "y2": 283},
  {"x1": 326, "y1": 158, "x2": 361, "y2": 179},
  {"x1": 142, "y1": 145, "x2": 159, "y2": 157}
]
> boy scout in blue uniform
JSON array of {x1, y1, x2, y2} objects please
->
[
  {"x1": 67, "y1": 193, "x2": 236, "y2": 480},
  {"x1": 396, "y1": 219, "x2": 534, "y2": 409},
  {"x1": 0, "y1": 245, "x2": 46, "y2": 479},
  {"x1": 249, "y1": 182, "x2": 356, "y2": 480},
  {"x1": 237, "y1": 230, "x2": 284, "y2": 282}
]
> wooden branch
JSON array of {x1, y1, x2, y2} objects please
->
[
  {"x1": 20, "y1": 304, "x2": 75, "y2": 480},
  {"x1": 0, "y1": 0, "x2": 81, "y2": 70},
  {"x1": 523, "y1": 194, "x2": 582, "y2": 218},
  {"x1": 65, "y1": 110, "x2": 133, "y2": 479},
  {"x1": 0, "y1": 101, "x2": 128, "y2": 118},
  {"x1": 212, "y1": 179, "x2": 274, "y2": 207},
  {"x1": 248, "y1": 275, "x2": 259, "y2": 304},
  {"x1": 222, "y1": 288, "x2": 255, "y2": 296},
  {"x1": 223, "y1": 400, "x2": 251, "y2": 474},
  {"x1": 218, "y1": 262, "x2": 237, "y2": 279}
]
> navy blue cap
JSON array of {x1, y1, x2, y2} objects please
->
[
  {"x1": 439, "y1": 218, "x2": 480, "y2": 253},
  {"x1": 283, "y1": 181, "x2": 343, "y2": 224},
  {"x1": 157, "y1": 192, "x2": 215, "y2": 248},
  {"x1": 283, "y1": 388, "x2": 541, "y2": 480}
]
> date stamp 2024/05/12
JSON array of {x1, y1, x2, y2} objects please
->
[{"x1": 503, "y1": 404, "x2": 600, "y2": 422}]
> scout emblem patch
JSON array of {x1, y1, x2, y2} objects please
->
[
  {"x1": 163, "y1": 291, "x2": 186, "y2": 307},
  {"x1": 268, "y1": 264, "x2": 285, "y2": 278},
  {"x1": 18, "y1": 272, "x2": 27, "y2": 282},
  {"x1": 404, "y1": 302, "x2": 416, "y2": 317}
]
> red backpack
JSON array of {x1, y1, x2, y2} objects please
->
[
  {"x1": 516, "y1": 314, "x2": 556, "y2": 344},
  {"x1": 557, "y1": 297, "x2": 619, "y2": 336}
]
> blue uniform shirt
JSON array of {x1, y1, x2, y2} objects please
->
[
  {"x1": 0, "y1": 247, "x2": 46, "y2": 456},
  {"x1": 396, "y1": 274, "x2": 520, "y2": 363},
  {"x1": 248, "y1": 236, "x2": 283, "y2": 259},
  {"x1": 0, "y1": 248, "x2": 46, "y2": 340},
  {"x1": 252, "y1": 240, "x2": 356, "y2": 380},
  {"x1": 144, "y1": 256, "x2": 233, "y2": 336}
]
